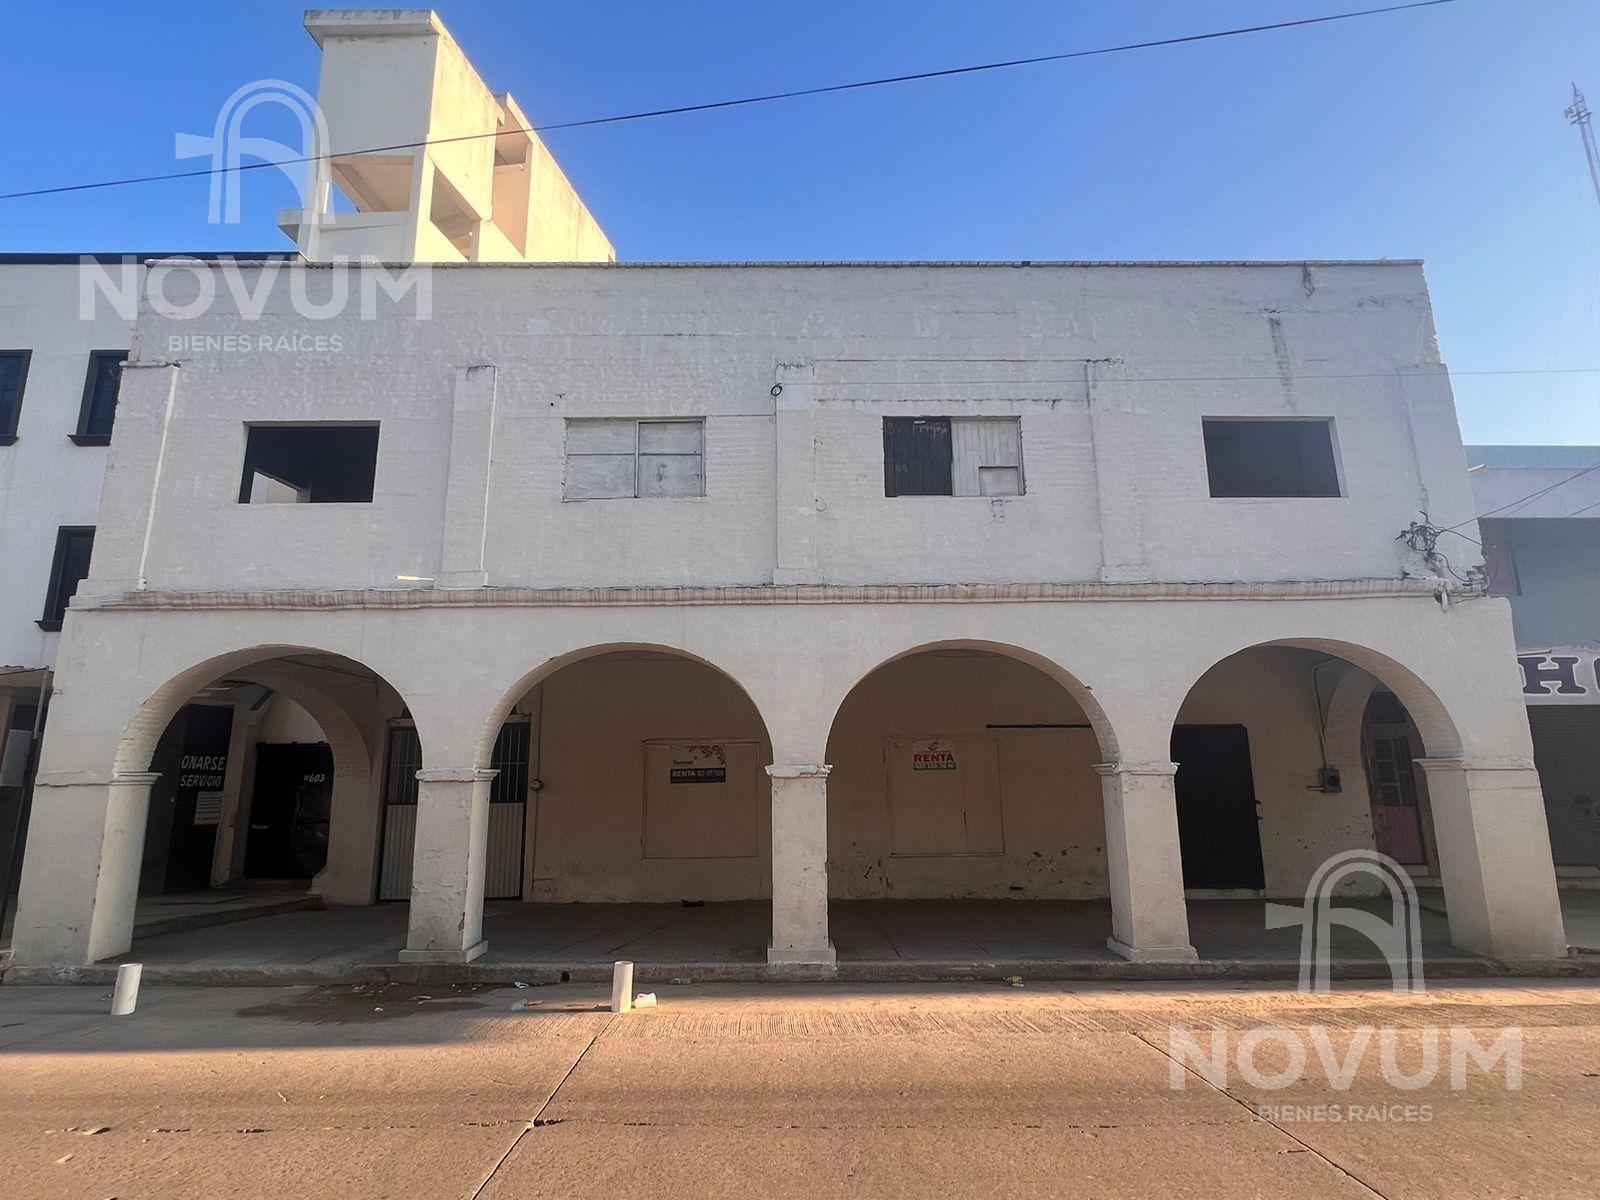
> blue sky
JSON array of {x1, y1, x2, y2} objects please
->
[{"x1": 2, "y1": 0, "x2": 1597, "y2": 443}]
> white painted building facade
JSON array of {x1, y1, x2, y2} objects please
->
[{"x1": 6, "y1": 258, "x2": 1570, "y2": 972}]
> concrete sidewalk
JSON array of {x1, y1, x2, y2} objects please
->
[
  {"x1": 9, "y1": 894, "x2": 1599, "y2": 988},
  {"x1": 1, "y1": 978, "x2": 1598, "y2": 1197},
  {"x1": 0, "y1": 896, "x2": 1541, "y2": 987}
]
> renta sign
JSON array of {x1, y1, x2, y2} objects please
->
[{"x1": 1519, "y1": 649, "x2": 1600, "y2": 704}]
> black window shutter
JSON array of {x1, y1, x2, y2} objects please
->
[{"x1": 883, "y1": 417, "x2": 953, "y2": 496}]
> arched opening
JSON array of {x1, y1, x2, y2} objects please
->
[
  {"x1": 1168, "y1": 639, "x2": 1460, "y2": 960},
  {"x1": 120, "y1": 648, "x2": 408, "y2": 931},
  {"x1": 823, "y1": 642, "x2": 1117, "y2": 962},
  {"x1": 458, "y1": 644, "x2": 775, "y2": 962}
]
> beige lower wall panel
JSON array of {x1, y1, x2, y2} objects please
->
[
  {"x1": 643, "y1": 741, "x2": 760, "y2": 859},
  {"x1": 497, "y1": 648, "x2": 1389, "y2": 904},
  {"x1": 828, "y1": 653, "x2": 1109, "y2": 900},
  {"x1": 528, "y1": 656, "x2": 772, "y2": 902},
  {"x1": 886, "y1": 737, "x2": 1004, "y2": 856}
]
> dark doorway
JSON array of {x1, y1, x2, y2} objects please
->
[
  {"x1": 1171, "y1": 724, "x2": 1265, "y2": 889},
  {"x1": 142, "y1": 704, "x2": 234, "y2": 894},
  {"x1": 243, "y1": 744, "x2": 334, "y2": 879}
]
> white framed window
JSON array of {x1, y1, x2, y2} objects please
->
[{"x1": 565, "y1": 418, "x2": 705, "y2": 499}]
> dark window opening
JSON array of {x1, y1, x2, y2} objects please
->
[
  {"x1": 884, "y1": 417, "x2": 953, "y2": 496},
  {"x1": 0, "y1": 351, "x2": 32, "y2": 444},
  {"x1": 239, "y1": 424, "x2": 380, "y2": 504},
  {"x1": 1202, "y1": 418, "x2": 1342, "y2": 498},
  {"x1": 71, "y1": 351, "x2": 124, "y2": 446},
  {"x1": 38, "y1": 526, "x2": 94, "y2": 631}
]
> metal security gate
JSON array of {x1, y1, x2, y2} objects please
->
[
  {"x1": 377, "y1": 721, "x2": 528, "y2": 901},
  {"x1": 484, "y1": 722, "x2": 529, "y2": 899},
  {"x1": 376, "y1": 726, "x2": 422, "y2": 901},
  {"x1": 883, "y1": 417, "x2": 953, "y2": 495}
]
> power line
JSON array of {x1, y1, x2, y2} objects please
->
[
  {"x1": 0, "y1": 0, "x2": 1464, "y2": 204},
  {"x1": 1447, "y1": 460, "x2": 1600, "y2": 530},
  {"x1": 816, "y1": 367, "x2": 1600, "y2": 386}
]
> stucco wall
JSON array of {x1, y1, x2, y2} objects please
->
[
  {"x1": 1175, "y1": 646, "x2": 1381, "y2": 897},
  {"x1": 819, "y1": 646, "x2": 1381, "y2": 904},
  {"x1": 106, "y1": 261, "x2": 1480, "y2": 596},
  {"x1": 826, "y1": 652, "x2": 1106, "y2": 899},
  {"x1": 525, "y1": 653, "x2": 773, "y2": 903}
]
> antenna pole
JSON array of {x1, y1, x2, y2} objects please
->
[{"x1": 1566, "y1": 85, "x2": 1600, "y2": 210}]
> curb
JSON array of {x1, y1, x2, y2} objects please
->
[{"x1": 6, "y1": 955, "x2": 1599, "y2": 988}]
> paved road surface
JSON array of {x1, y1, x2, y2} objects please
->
[{"x1": 1, "y1": 979, "x2": 1596, "y2": 1198}]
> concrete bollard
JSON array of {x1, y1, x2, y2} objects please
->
[
  {"x1": 610, "y1": 961, "x2": 634, "y2": 1013},
  {"x1": 111, "y1": 963, "x2": 143, "y2": 1016}
]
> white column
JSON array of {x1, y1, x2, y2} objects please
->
[
  {"x1": 438, "y1": 364, "x2": 499, "y2": 588},
  {"x1": 11, "y1": 772, "x2": 159, "y2": 966},
  {"x1": 1097, "y1": 761, "x2": 1198, "y2": 963},
  {"x1": 400, "y1": 767, "x2": 495, "y2": 963},
  {"x1": 312, "y1": 759, "x2": 378, "y2": 905},
  {"x1": 1417, "y1": 758, "x2": 1568, "y2": 961},
  {"x1": 208, "y1": 704, "x2": 255, "y2": 887},
  {"x1": 766, "y1": 763, "x2": 835, "y2": 968}
]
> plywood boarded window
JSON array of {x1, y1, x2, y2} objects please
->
[
  {"x1": 886, "y1": 737, "x2": 1004, "y2": 856},
  {"x1": 565, "y1": 418, "x2": 705, "y2": 499},
  {"x1": 642, "y1": 740, "x2": 759, "y2": 858},
  {"x1": 884, "y1": 417, "x2": 1022, "y2": 496}
]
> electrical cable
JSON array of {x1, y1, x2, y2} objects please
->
[
  {"x1": 813, "y1": 367, "x2": 1600, "y2": 386},
  {"x1": 0, "y1": 0, "x2": 1465, "y2": 204},
  {"x1": 1442, "y1": 460, "x2": 1600, "y2": 530}
]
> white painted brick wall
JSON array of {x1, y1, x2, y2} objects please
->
[{"x1": 85, "y1": 261, "x2": 1478, "y2": 594}]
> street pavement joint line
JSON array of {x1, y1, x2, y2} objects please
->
[
  {"x1": 1131, "y1": 1030, "x2": 1395, "y2": 1200},
  {"x1": 467, "y1": 1028, "x2": 607, "y2": 1200}
]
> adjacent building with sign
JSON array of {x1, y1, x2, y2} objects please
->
[{"x1": 1469, "y1": 444, "x2": 1600, "y2": 872}]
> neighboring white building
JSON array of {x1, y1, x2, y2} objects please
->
[
  {"x1": 280, "y1": 9, "x2": 613, "y2": 264},
  {"x1": 0, "y1": 254, "x2": 293, "y2": 916},
  {"x1": 0, "y1": 7, "x2": 613, "y2": 925},
  {"x1": 1468, "y1": 445, "x2": 1600, "y2": 873},
  {"x1": 5, "y1": 257, "x2": 1570, "y2": 973}
]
